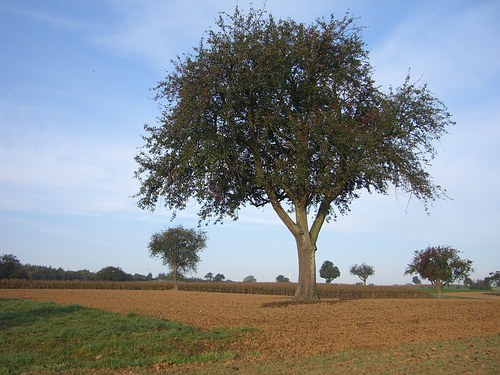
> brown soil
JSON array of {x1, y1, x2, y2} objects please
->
[
  {"x1": 441, "y1": 291, "x2": 500, "y2": 299},
  {"x1": 1, "y1": 289, "x2": 499, "y2": 359}
]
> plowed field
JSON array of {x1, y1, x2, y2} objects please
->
[{"x1": 1, "y1": 289, "x2": 499, "y2": 361}]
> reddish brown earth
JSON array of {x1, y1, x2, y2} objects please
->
[{"x1": 1, "y1": 289, "x2": 499, "y2": 359}]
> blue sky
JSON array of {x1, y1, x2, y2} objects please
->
[{"x1": 1, "y1": 0, "x2": 499, "y2": 284}]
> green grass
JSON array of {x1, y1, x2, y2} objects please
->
[
  {"x1": 0, "y1": 298, "x2": 252, "y2": 374},
  {"x1": 413, "y1": 285, "x2": 497, "y2": 298}
]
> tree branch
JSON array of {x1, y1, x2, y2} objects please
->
[{"x1": 309, "y1": 196, "x2": 333, "y2": 245}]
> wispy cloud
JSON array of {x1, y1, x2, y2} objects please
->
[
  {"x1": 0, "y1": 127, "x2": 138, "y2": 215},
  {"x1": 0, "y1": 0, "x2": 100, "y2": 34},
  {"x1": 88, "y1": 0, "x2": 351, "y2": 69},
  {"x1": 89, "y1": 0, "x2": 228, "y2": 69},
  {"x1": 370, "y1": 1, "x2": 500, "y2": 97}
]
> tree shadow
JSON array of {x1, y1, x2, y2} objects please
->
[
  {"x1": 260, "y1": 298, "x2": 351, "y2": 308},
  {"x1": 0, "y1": 298, "x2": 84, "y2": 331}
]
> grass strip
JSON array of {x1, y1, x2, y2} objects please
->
[{"x1": 0, "y1": 298, "x2": 251, "y2": 374}]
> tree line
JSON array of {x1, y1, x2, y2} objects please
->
[
  {"x1": 0, "y1": 254, "x2": 155, "y2": 282},
  {"x1": 145, "y1": 225, "x2": 500, "y2": 298}
]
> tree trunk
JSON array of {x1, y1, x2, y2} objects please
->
[
  {"x1": 431, "y1": 281, "x2": 445, "y2": 298},
  {"x1": 294, "y1": 234, "x2": 319, "y2": 302},
  {"x1": 173, "y1": 267, "x2": 179, "y2": 290},
  {"x1": 435, "y1": 282, "x2": 442, "y2": 299},
  {"x1": 264, "y1": 191, "x2": 329, "y2": 302}
]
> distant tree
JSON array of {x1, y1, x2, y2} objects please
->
[
  {"x1": 158, "y1": 271, "x2": 188, "y2": 281},
  {"x1": 276, "y1": 275, "x2": 290, "y2": 283},
  {"x1": 405, "y1": 246, "x2": 473, "y2": 298},
  {"x1": 487, "y1": 271, "x2": 500, "y2": 287},
  {"x1": 74, "y1": 269, "x2": 95, "y2": 280},
  {"x1": 204, "y1": 272, "x2": 214, "y2": 282},
  {"x1": 412, "y1": 276, "x2": 422, "y2": 285},
  {"x1": 243, "y1": 275, "x2": 257, "y2": 282},
  {"x1": 157, "y1": 272, "x2": 168, "y2": 281},
  {"x1": 131, "y1": 272, "x2": 153, "y2": 281},
  {"x1": 213, "y1": 273, "x2": 225, "y2": 282},
  {"x1": 0, "y1": 254, "x2": 26, "y2": 279},
  {"x1": 95, "y1": 266, "x2": 131, "y2": 281},
  {"x1": 319, "y1": 261, "x2": 341, "y2": 283},
  {"x1": 467, "y1": 278, "x2": 492, "y2": 291},
  {"x1": 463, "y1": 277, "x2": 474, "y2": 288},
  {"x1": 148, "y1": 226, "x2": 207, "y2": 290},
  {"x1": 134, "y1": 8, "x2": 453, "y2": 302},
  {"x1": 350, "y1": 263, "x2": 374, "y2": 286}
]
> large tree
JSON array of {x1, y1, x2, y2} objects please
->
[
  {"x1": 405, "y1": 246, "x2": 473, "y2": 298},
  {"x1": 148, "y1": 226, "x2": 207, "y2": 290},
  {"x1": 135, "y1": 9, "x2": 453, "y2": 301}
]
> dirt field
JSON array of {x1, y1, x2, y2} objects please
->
[
  {"x1": 1, "y1": 289, "x2": 499, "y2": 359},
  {"x1": 441, "y1": 291, "x2": 500, "y2": 300}
]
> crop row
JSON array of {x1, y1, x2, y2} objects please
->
[{"x1": 0, "y1": 279, "x2": 431, "y2": 299}]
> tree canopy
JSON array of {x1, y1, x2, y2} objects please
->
[
  {"x1": 276, "y1": 275, "x2": 290, "y2": 282},
  {"x1": 135, "y1": 8, "x2": 453, "y2": 301},
  {"x1": 405, "y1": 245, "x2": 473, "y2": 297},
  {"x1": 319, "y1": 260, "x2": 341, "y2": 283},
  {"x1": 0, "y1": 254, "x2": 26, "y2": 279},
  {"x1": 148, "y1": 226, "x2": 207, "y2": 289},
  {"x1": 487, "y1": 271, "x2": 500, "y2": 287},
  {"x1": 213, "y1": 273, "x2": 225, "y2": 282},
  {"x1": 350, "y1": 263, "x2": 375, "y2": 285},
  {"x1": 95, "y1": 266, "x2": 131, "y2": 282}
]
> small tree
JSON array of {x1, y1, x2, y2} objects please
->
[
  {"x1": 350, "y1": 263, "x2": 374, "y2": 285},
  {"x1": 319, "y1": 261, "x2": 341, "y2": 283},
  {"x1": 276, "y1": 275, "x2": 290, "y2": 283},
  {"x1": 405, "y1": 246, "x2": 473, "y2": 298},
  {"x1": 204, "y1": 272, "x2": 214, "y2": 282},
  {"x1": 412, "y1": 275, "x2": 422, "y2": 285},
  {"x1": 243, "y1": 275, "x2": 257, "y2": 282},
  {"x1": 148, "y1": 226, "x2": 207, "y2": 290},
  {"x1": 213, "y1": 273, "x2": 225, "y2": 282}
]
